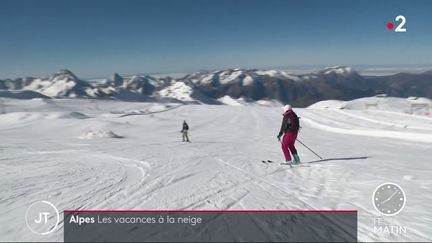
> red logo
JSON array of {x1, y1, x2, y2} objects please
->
[{"x1": 386, "y1": 22, "x2": 394, "y2": 30}]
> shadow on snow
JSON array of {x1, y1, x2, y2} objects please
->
[{"x1": 307, "y1": 156, "x2": 370, "y2": 164}]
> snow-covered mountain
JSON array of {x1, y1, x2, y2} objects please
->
[
  {"x1": 1, "y1": 67, "x2": 432, "y2": 106},
  {"x1": 23, "y1": 69, "x2": 115, "y2": 98},
  {"x1": 0, "y1": 77, "x2": 35, "y2": 90},
  {"x1": 316, "y1": 66, "x2": 355, "y2": 76},
  {"x1": 157, "y1": 81, "x2": 195, "y2": 102},
  {"x1": 177, "y1": 66, "x2": 373, "y2": 106},
  {"x1": 121, "y1": 75, "x2": 168, "y2": 95},
  {"x1": 109, "y1": 73, "x2": 124, "y2": 87},
  {"x1": 183, "y1": 68, "x2": 302, "y2": 86},
  {"x1": 183, "y1": 66, "x2": 358, "y2": 86}
]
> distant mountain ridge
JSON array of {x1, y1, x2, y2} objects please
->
[{"x1": 1, "y1": 67, "x2": 431, "y2": 106}]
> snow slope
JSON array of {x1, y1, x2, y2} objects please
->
[
  {"x1": 217, "y1": 95, "x2": 243, "y2": 106},
  {"x1": 309, "y1": 96, "x2": 432, "y2": 116},
  {"x1": 0, "y1": 99, "x2": 431, "y2": 242},
  {"x1": 217, "y1": 95, "x2": 283, "y2": 107}
]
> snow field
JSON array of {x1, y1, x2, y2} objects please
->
[{"x1": 0, "y1": 98, "x2": 431, "y2": 242}]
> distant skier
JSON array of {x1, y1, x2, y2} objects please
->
[
  {"x1": 181, "y1": 120, "x2": 190, "y2": 142},
  {"x1": 277, "y1": 105, "x2": 300, "y2": 165}
]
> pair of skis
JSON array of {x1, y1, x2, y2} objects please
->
[
  {"x1": 261, "y1": 159, "x2": 292, "y2": 167},
  {"x1": 261, "y1": 160, "x2": 310, "y2": 168}
]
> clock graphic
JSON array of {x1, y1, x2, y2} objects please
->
[{"x1": 372, "y1": 182, "x2": 406, "y2": 216}]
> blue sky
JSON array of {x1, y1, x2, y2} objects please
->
[{"x1": 0, "y1": 0, "x2": 431, "y2": 78}]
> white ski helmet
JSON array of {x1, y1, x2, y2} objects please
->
[{"x1": 282, "y1": 104, "x2": 292, "y2": 113}]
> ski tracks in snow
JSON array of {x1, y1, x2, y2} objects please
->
[
  {"x1": 215, "y1": 157, "x2": 312, "y2": 209},
  {"x1": 94, "y1": 154, "x2": 151, "y2": 184}
]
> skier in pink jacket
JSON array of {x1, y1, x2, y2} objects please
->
[{"x1": 277, "y1": 104, "x2": 300, "y2": 165}]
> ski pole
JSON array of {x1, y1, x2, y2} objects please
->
[{"x1": 296, "y1": 139, "x2": 323, "y2": 159}]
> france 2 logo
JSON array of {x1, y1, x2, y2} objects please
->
[{"x1": 387, "y1": 15, "x2": 407, "y2": 32}]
